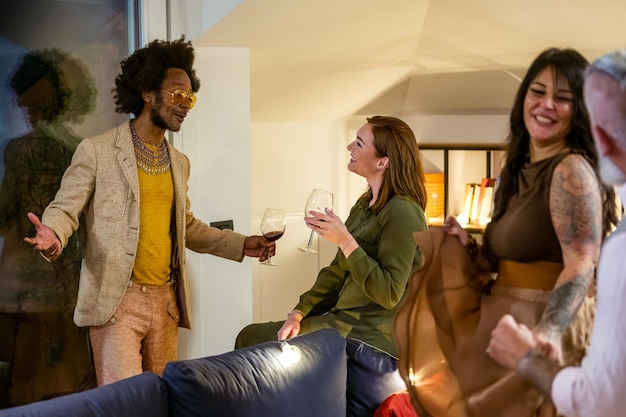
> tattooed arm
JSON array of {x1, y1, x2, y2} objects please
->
[{"x1": 535, "y1": 154, "x2": 602, "y2": 359}]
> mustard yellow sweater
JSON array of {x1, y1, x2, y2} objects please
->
[{"x1": 133, "y1": 168, "x2": 174, "y2": 285}]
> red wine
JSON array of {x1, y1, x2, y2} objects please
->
[{"x1": 263, "y1": 231, "x2": 284, "y2": 242}]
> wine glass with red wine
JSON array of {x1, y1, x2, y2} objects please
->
[
  {"x1": 298, "y1": 188, "x2": 334, "y2": 254},
  {"x1": 260, "y1": 208, "x2": 286, "y2": 266}
]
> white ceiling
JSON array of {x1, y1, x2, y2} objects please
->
[{"x1": 196, "y1": 0, "x2": 626, "y2": 123}]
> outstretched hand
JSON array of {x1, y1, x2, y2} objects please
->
[
  {"x1": 23, "y1": 212, "x2": 62, "y2": 262},
  {"x1": 243, "y1": 235, "x2": 275, "y2": 262}
]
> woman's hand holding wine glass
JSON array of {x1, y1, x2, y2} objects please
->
[
  {"x1": 260, "y1": 208, "x2": 286, "y2": 266},
  {"x1": 298, "y1": 188, "x2": 333, "y2": 254},
  {"x1": 305, "y1": 208, "x2": 355, "y2": 254}
]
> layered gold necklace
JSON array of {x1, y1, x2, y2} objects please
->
[{"x1": 130, "y1": 120, "x2": 171, "y2": 175}]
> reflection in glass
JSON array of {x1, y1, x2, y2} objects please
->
[
  {"x1": 0, "y1": 48, "x2": 96, "y2": 408},
  {"x1": 0, "y1": 0, "x2": 132, "y2": 406}
]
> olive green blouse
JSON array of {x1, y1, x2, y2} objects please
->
[{"x1": 294, "y1": 195, "x2": 427, "y2": 357}]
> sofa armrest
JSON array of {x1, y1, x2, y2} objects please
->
[
  {"x1": 346, "y1": 339, "x2": 407, "y2": 417},
  {"x1": 163, "y1": 328, "x2": 347, "y2": 417},
  {"x1": 0, "y1": 372, "x2": 168, "y2": 417}
]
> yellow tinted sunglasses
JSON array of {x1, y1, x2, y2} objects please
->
[{"x1": 161, "y1": 89, "x2": 197, "y2": 109}]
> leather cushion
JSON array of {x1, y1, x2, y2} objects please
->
[
  {"x1": 346, "y1": 339, "x2": 406, "y2": 417},
  {"x1": 0, "y1": 372, "x2": 168, "y2": 417},
  {"x1": 163, "y1": 328, "x2": 347, "y2": 417}
]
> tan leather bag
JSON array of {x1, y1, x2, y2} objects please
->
[{"x1": 393, "y1": 227, "x2": 485, "y2": 417}]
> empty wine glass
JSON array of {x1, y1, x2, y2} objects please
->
[
  {"x1": 298, "y1": 188, "x2": 333, "y2": 254},
  {"x1": 260, "y1": 208, "x2": 286, "y2": 266}
]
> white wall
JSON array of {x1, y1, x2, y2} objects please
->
[
  {"x1": 165, "y1": 0, "x2": 244, "y2": 41},
  {"x1": 249, "y1": 121, "x2": 354, "y2": 322},
  {"x1": 250, "y1": 214, "x2": 320, "y2": 322},
  {"x1": 250, "y1": 122, "x2": 348, "y2": 216},
  {"x1": 178, "y1": 47, "x2": 252, "y2": 357},
  {"x1": 402, "y1": 114, "x2": 509, "y2": 144},
  {"x1": 142, "y1": 0, "x2": 168, "y2": 41}
]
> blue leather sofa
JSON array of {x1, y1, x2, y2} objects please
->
[{"x1": 0, "y1": 328, "x2": 406, "y2": 417}]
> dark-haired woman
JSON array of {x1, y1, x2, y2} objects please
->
[{"x1": 426, "y1": 48, "x2": 619, "y2": 417}]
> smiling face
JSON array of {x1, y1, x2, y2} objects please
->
[
  {"x1": 523, "y1": 67, "x2": 574, "y2": 147},
  {"x1": 346, "y1": 123, "x2": 387, "y2": 180},
  {"x1": 149, "y1": 68, "x2": 193, "y2": 132}
]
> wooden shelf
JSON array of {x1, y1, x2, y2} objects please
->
[
  {"x1": 418, "y1": 143, "x2": 506, "y2": 151},
  {"x1": 464, "y1": 223, "x2": 488, "y2": 233},
  {"x1": 419, "y1": 143, "x2": 505, "y2": 224}
]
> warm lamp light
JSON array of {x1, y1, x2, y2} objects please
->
[
  {"x1": 408, "y1": 360, "x2": 446, "y2": 388},
  {"x1": 424, "y1": 173, "x2": 445, "y2": 224},
  {"x1": 279, "y1": 340, "x2": 302, "y2": 365}
]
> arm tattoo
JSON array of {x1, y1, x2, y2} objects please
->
[
  {"x1": 550, "y1": 156, "x2": 602, "y2": 251},
  {"x1": 539, "y1": 155, "x2": 600, "y2": 340},
  {"x1": 536, "y1": 278, "x2": 588, "y2": 340},
  {"x1": 517, "y1": 349, "x2": 562, "y2": 400}
]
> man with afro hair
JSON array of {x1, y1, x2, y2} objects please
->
[{"x1": 23, "y1": 37, "x2": 275, "y2": 386}]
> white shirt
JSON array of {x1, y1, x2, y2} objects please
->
[{"x1": 552, "y1": 220, "x2": 626, "y2": 417}]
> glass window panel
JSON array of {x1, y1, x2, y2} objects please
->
[{"x1": 0, "y1": 0, "x2": 138, "y2": 407}]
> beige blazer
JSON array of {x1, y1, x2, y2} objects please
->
[{"x1": 42, "y1": 122, "x2": 246, "y2": 329}]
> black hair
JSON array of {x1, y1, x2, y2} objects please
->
[
  {"x1": 493, "y1": 47, "x2": 618, "y2": 239},
  {"x1": 112, "y1": 36, "x2": 200, "y2": 115},
  {"x1": 10, "y1": 49, "x2": 67, "y2": 121}
]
